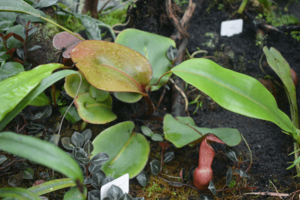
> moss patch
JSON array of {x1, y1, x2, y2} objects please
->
[{"x1": 98, "y1": 7, "x2": 128, "y2": 26}]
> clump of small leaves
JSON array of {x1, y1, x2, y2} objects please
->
[
  {"x1": 0, "y1": 155, "x2": 34, "y2": 187},
  {"x1": 141, "y1": 126, "x2": 163, "y2": 142},
  {"x1": 103, "y1": 185, "x2": 144, "y2": 200},
  {"x1": 61, "y1": 129, "x2": 144, "y2": 200},
  {"x1": 61, "y1": 129, "x2": 112, "y2": 199},
  {"x1": 0, "y1": 16, "x2": 40, "y2": 67}
]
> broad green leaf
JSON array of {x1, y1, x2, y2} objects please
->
[
  {"x1": 141, "y1": 126, "x2": 153, "y2": 137},
  {"x1": 114, "y1": 92, "x2": 143, "y2": 103},
  {"x1": 263, "y1": 47, "x2": 298, "y2": 126},
  {"x1": 0, "y1": 187, "x2": 40, "y2": 200},
  {"x1": 17, "y1": 13, "x2": 45, "y2": 23},
  {"x1": 29, "y1": 178, "x2": 76, "y2": 195},
  {"x1": 0, "y1": 132, "x2": 83, "y2": 182},
  {"x1": 172, "y1": 58, "x2": 296, "y2": 136},
  {"x1": 71, "y1": 40, "x2": 152, "y2": 95},
  {"x1": 59, "y1": 106, "x2": 81, "y2": 124},
  {"x1": 6, "y1": 25, "x2": 26, "y2": 49},
  {"x1": 0, "y1": 0, "x2": 41, "y2": 17},
  {"x1": 22, "y1": 167, "x2": 34, "y2": 179},
  {"x1": 63, "y1": 186, "x2": 87, "y2": 200},
  {"x1": 34, "y1": 0, "x2": 58, "y2": 9},
  {"x1": 150, "y1": 159, "x2": 160, "y2": 176},
  {"x1": 151, "y1": 134, "x2": 163, "y2": 142},
  {"x1": 0, "y1": 63, "x2": 62, "y2": 122},
  {"x1": 0, "y1": 70, "x2": 80, "y2": 131},
  {"x1": 136, "y1": 171, "x2": 148, "y2": 187},
  {"x1": 75, "y1": 93, "x2": 116, "y2": 124},
  {"x1": 258, "y1": 0, "x2": 270, "y2": 8},
  {"x1": 92, "y1": 121, "x2": 150, "y2": 179},
  {"x1": 76, "y1": 15, "x2": 101, "y2": 40},
  {"x1": 64, "y1": 71, "x2": 90, "y2": 98},
  {"x1": 61, "y1": 137, "x2": 75, "y2": 150},
  {"x1": 0, "y1": 12, "x2": 16, "y2": 31},
  {"x1": 0, "y1": 44, "x2": 10, "y2": 62},
  {"x1": 163, "y1": 114, "x2": 241, "y2": 148},
  {"x1": 0, "y1": 62, "x2": 24, "y2": 81},
  {"x1": 115, "y1": 29, "x2": 175, "y2": 91},
  {"x1": 23, "y1": 0, "x2": 35, "y2": 5},
  {"x1": 89, "y1": 85, "x2": 110, "y2": 102},
  {"x1": 28, "y1": 92, "x2": 50, "y2": 106},
  {"x1": 107, "y1": 185, "x2": 123, "y2": 200}
]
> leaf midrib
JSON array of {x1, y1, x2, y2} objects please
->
[{"x1": 108, "y1": 133, "x2": 135, "y2": 166}]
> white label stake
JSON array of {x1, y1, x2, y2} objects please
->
[{"x1": 220, "y1": 19, "x2": 243, "y2": 37}]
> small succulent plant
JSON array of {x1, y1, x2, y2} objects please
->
[
  {"x1": 61, "y1": 129, "x2": 112, "y2": 199},
  {"x1": 102, "y1": 185, "x2": 144, "y2": 200},
  {"x1": 61, "y1": 129, "x2": 144, "y2": 200}
]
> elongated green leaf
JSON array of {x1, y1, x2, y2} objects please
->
[
  {"x1": 163, "y1": 114, "x2": 241, "y2": 148},
  {"x1": 0, "y1": 0, "x2": 40, "y2": 16},
  {"x1": 75, "y1": 93, "x2": 116, "y2": 124},
  {"x1": 116, "y1": 29, "x2": 175, "y2": 92},
  {"x1": 92, "y1": 121, "x2": 150, "y2": 179},
  {"x1": 63, "y1": 186, "x2": 87, "y2": 200},
  {"x1": 0, "y1": 63, "x2": 62, "y2": 122},
  {"x1": 28, "y1": 92, "x2": 50, "y2": 106},
  {"x1": 263, "y1": 47, "x2": 298, "y2": 126},
  {"x1": 0, "y1": 70, "x2": 79, "y2": 131},
  {"x1": 71, "y1": 40, "x2": 152, "y2": 95},
  {"x1": 59, "y1": 106, "x2": 81, "y2": 124},
  {"x1": 0, "y1": 187, "x2": 40, "y2": 200},
  {"x1": 172, "y1": 58, "x2": 296, "y2": 136},
  {"x1": 0, "y1": 132, "x2": 83, "y2": 183},
  {"x1": 28, "y1": 178, "x2": 76, "y2": 195}
]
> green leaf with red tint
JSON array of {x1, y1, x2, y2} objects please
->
[
  {"x1": 71, "y1": 40, "x2": 152, "y2": 95},
  {"x1": 115, "y1": 29, "x2": 175, "y2": 92}
]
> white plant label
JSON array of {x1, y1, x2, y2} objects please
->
[
  {"x1": 220, "y1": 19, "x2": 243, "y2": 37},
  {"x1": 100, "y1": 173, "x2": 129, "y2": 199}
]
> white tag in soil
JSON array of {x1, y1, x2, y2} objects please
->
[
  {"x1": 100, "y1": 173, "x2": 129, "y2": 199},
  {"x1": 220, "y1": 19, "x2": 243, "y2": 37}
]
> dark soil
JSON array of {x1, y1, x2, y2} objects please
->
[
  {"x1": 125, "y1": 0, "x2": 300, "y2": 199},
  {"x1": 185, "y1": 0, "x2": 300, "y2": 192},
  {"x1": 1, "y1": 0, "x2": 300, "y2": 199}
]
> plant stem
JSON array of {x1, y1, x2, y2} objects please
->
[
  {"x1": 144, "y1": 94, "x2": 155, "y2": 115},
  {"x1": 237, "y1": 0, "x2": 248, "y2": 14},
  {"x1": 40, "y1": 16, "x2": 84, "y2": 41}
]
